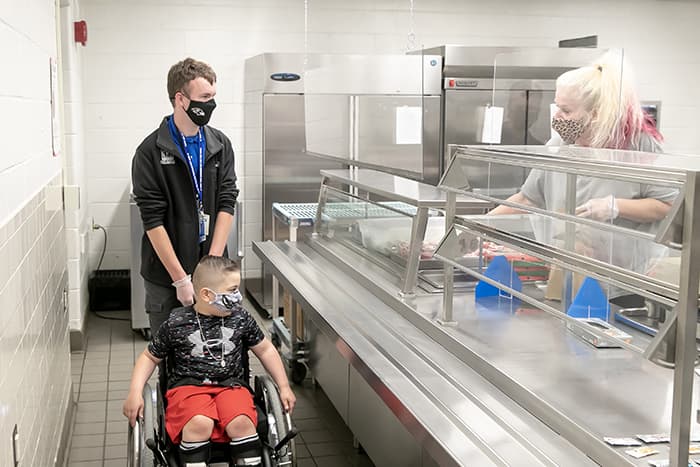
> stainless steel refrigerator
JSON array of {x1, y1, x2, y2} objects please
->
[{"x1": 243, "y1": 54, "x2": 347, "y2": 312}]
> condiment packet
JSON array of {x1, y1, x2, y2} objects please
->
[
  {"x1": 647, "y1": 461, "x2": 695, "y2": 467},
  {"x1": 625, "y1": 446, "x2": 659, "y2": 459},
  {"x1": 637, "y1": 434, "x2": 670, "y2": 444},
  {"x1": 604, "y1": 437, "x2": 642, "y2": 446}
]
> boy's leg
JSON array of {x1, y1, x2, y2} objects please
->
[
  {"x1": 179, "y1": 415, "x2": 215, "y2": 467},
  {"x1": 212, "y1": 387, "x2": 261, "y2": 466},
  {"x1": 165, "y1": 386, "x2": 219, "y2": 467}
]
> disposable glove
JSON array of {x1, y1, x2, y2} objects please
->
[
  {"x1": 172, "y1": 274, "x2": 195, "y2": 306},
  {"x1": 575, "y1": 195, "x2": 619, "y2": 222}
]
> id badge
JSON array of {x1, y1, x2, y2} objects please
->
[{"x1": 199, "y1": 211, "x2": 210, "y2": 243}]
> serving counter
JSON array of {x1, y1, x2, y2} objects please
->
[{"x1": 254, "y1": 150, "x2": 700, "y2": 467}]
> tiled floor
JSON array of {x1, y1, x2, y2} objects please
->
[{"x1": 66, "y1": 307, "x2": 375, "y2": 467}]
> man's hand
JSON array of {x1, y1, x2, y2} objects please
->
[
  {"x1": 172, "y1": 274, "x2": 195, "y2": 306},
  {"x1": 123, "y1": 391, "x2": 144, "y2": 427},
  {"x1": 576, "y1": 195, "x2": 619, "y2": 222},
  {"x1": 278, "y1": 385, "x2": 296, "y2": 414}
]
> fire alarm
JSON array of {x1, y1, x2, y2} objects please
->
[{"x1": 74, "y1": 20, "x2": 87, "y2": 46}]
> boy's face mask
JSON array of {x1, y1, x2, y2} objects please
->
[{"x1": 206, "y1": 289, "x2": 242, "y2": 313}]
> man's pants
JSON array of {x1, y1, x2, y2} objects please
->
[{"x1": 144, "y1": 279, "x2": 181, "y2": 335}]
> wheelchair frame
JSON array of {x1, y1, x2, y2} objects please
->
[{"x1": 127, "y1": 359, "x2": 297, "y2": 467}]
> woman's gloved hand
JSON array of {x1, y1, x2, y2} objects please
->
[{"x1": 576, "y1": 195, "x2": 619, "y2": 222}]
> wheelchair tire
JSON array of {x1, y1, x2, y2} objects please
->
[
  {"x1": 140, "y1": 384, "x2": 156, "y2": 467},
  {"x1": 261, "y1": 445, "x2": 273, "y2": 467},
  {"x1": 127, "y1": 385, "x2": 156, "y2": 467},
  {"x1": 256, "y1": 375, "x2": 295, "y2": 466}
]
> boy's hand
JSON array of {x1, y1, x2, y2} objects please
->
[
  {"x1": 279, "y1": 386, "x2": 296, "y2": 414},
  {"x1": 123, "y1": 391, "x2": 144, "y2": 427}
]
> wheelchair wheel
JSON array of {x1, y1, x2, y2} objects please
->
[
  {"x1": 127, "y1": 384, "x2": 156, "y2": 467},
  {"x1": 256, "y1": 375, "x2": 295, "y2": 466}
]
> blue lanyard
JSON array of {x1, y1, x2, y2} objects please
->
[{"x1": 180, "y1": 130, "x2": 204, "y2": 209}]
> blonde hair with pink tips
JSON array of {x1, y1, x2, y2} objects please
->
[{"x1": 556, "y1": 51, "x2": 661, "y2": 149}]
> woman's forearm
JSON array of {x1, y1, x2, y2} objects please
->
[
  {"x1": 617, "y1": 198, "x2": 672, "y2": 223},
  {"x1": 489, "y1": 192, "x2": 532, "y2": 215}
]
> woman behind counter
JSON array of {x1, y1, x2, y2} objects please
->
[
  {"x1": 489, "y1": 52, "x2": 678, "y2": 288},
  {"x1": 491, "y1": 51, "x2": 676, "y2": 224}
]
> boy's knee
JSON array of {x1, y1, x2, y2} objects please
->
[
  {"x1": 225, "y1": 414, "x2": 256, "y2": 438},
  {"x1": 183, "y1": 415, "x2": 215, "y2": 440}
]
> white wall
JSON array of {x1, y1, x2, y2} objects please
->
[
  {"x1": 80, "y1": 0, "x2": 700, "y2": 279},
  {"x1": 0, "y1": 1, "x2": 72, "y2": 466}
]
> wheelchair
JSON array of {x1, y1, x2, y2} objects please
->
[{"x1": 127, "y1": 351, "x2": 297, "y2": 467}]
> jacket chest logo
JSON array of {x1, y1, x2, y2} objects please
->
[{"x1": 160, "y1": 151, "x2": 175, "y2": 165}]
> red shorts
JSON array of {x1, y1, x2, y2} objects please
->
[{"x1": 165, "y1": 385, "x2": 257, "y2": 444}]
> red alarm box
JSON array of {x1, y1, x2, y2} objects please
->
[{"x1": 74, "y1": 20, "x2": 87, "y2": 46}]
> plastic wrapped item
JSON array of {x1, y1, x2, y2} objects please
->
[{"x1": 480, "y1": 242, "x2": 549, "y2": 282}]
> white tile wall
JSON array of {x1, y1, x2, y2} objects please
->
[
  {"x1": 0, "y1": 1, "x2": 73, "y2": 465},
  {"x1": 0, "y1": 177, "x2": 70, "y2": 467},
  {"x1": 81, "y1": 0, "x2": 700, "y2": 279}
]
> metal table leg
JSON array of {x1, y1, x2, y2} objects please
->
[{"x1": 272, "y1": 210, "x2": 280, "y2": 319}]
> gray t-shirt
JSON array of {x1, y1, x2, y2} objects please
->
[{"x1": 519, "y1": 133, "x2": 678, "y2": 285}]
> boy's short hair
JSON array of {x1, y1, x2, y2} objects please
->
[
  {"x1": 167, "y1": 57, "x2": 217, "y2": 105},
  {"x1": 192, "y1": 255, "x2": 240, "y2": 293}
]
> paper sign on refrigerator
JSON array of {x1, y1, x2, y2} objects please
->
[{"x1": 395, "y1": 106, "x2": 422, "y2": 145}]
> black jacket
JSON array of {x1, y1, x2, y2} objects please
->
[{"x1": 132, "y1": 117, "x2": 239, "y2": 286}]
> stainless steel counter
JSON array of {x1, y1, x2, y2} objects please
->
[{"x1": 255, "y1": 236, "x2": 700, "y2": 466}]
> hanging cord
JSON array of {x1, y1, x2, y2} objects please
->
[
  {"x1": 406, "y1": 0, "x2": 416, "y2": 52},
  {"x1": 91, "y1": 222, "x2": 130, "y2": 320},
  {"x1": 93, "y1": 223, "x2": 107, "y2": 271}
]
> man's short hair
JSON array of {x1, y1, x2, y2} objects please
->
[
  {"x1": 167, "y1": 57, "x2": 217, "y2": 104},
  {"x1": 192, "y1": 255, "x2": 240, "y2": 293}
]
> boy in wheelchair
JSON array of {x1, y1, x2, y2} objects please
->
[{"x1": 123, "y1": 255, "x2": 296, "y2": 466}]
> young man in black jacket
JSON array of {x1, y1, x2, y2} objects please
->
[{"x1": 132, "y1": 57, "x2": 240, "y2": 335}]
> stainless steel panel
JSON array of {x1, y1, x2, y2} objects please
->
[
  {"x1": 244, "y1": 54, "x2": 306, "y2": 94},
  {"x1": 353, "y1": 95, "x2": 442, "y2": 183},
  {"x1": 526, "y1": 90, "x2": 555, "y2": 145},
  {"x1": 130, "y1": 199, "x2": 148, "y2": 331},
  {"x1": 260, "y1": 94, "x2": 345, "y2": 308},
  {"x1": 304, "y1": 54, "x2": 442, "y2": 95},
  {"x1": 348, "y1": 364, "x2": 421, "y2": 467},
  {"x1": 417, "y1": 46, "x2": 604, "y2": 80},
  {"x1": 443, "y1": 89, "x2": 528, "y2": 192},
  {"x1": 305, "y1": 317, "x2": 350, "y2": 424}
]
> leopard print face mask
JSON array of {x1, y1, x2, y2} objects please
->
[{"x1": 552, "y1": 117, "x2": 585, "y2": 144}]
